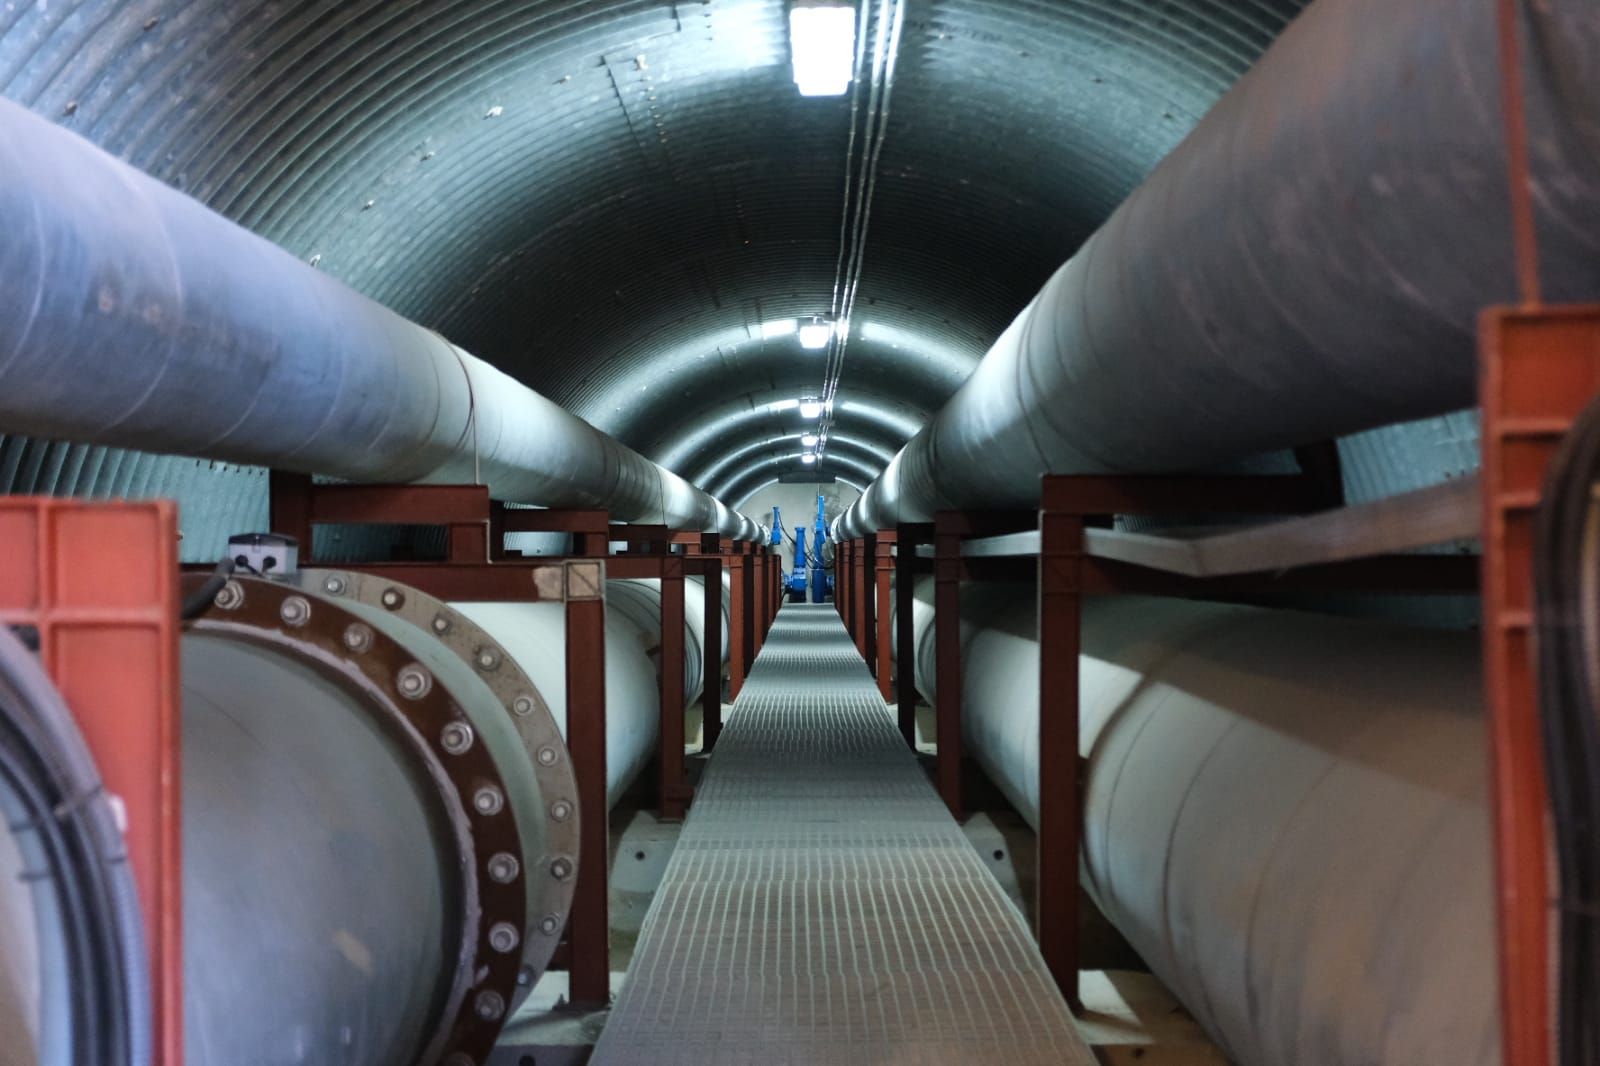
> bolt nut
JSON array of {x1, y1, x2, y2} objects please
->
[
  {"x1": 549, "y1": 800, "x2": 572, "y2": 822},
  {"x1": 549, "y1": 857, "x2": 573, "y2": 881},
  {"x1": 342, "y1": 623, "x2": 374, "y2": 653},
  {"x1": 396, "y1": 664, "x2": 431, "y2": 700},
  {"x1": 473, "y1": 786, "x2": 504, "y2": 816},
  {"x1": 431, "y1": 614, "x2": 451, "y2": 634},
  {"x1": 279, "y1": 596, "x2": 311, "y2": 626},
  {"x1": 380, "y1": 587, "x2": 405, "y2": 610},
  {"x1": 536, "y1": 746, "x2": 558, "y2": 766},
  {"x1": 440, "y1": 721, "x2": 474, "y2": 754},
  {"x1": 488, "y1": 922, "x2": 519, "y2": 953},
  {"x1": 475, "y1": 647, "x2": 500, "y2": 671},
  {"x1": 214, "y1": 580, "x2": 245, "y2": 610},
  {"x1": 512, "y1": 695, "x2": 534, "y2": 716},
  {"x1": 474, "y1": 990, "x2": 506, "y2": 1021},
  {"x1": 322, "y1": 574, "x2": 347, "y2": 595},
  {"x1": 539, "y1": 914, "x2": 561, "y2": 936},
  {"x1": 518, "y1": 966, "x2": 535, "y2": 987},
  {"x1": 487, "y1": 852, "x2": 520, "y2": 884}
]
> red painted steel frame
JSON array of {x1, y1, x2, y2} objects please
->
[
  {"x1": 1037, "y1": 503, "x2": 1085, "y2": 1014},
  {"x1": 685, "y1": 533, "x2": 725, "y2": 751},
  {"x1": 723, "y1": 538, "x2": 748, "y2": 700},
  {"x1": 895, "y1": 523, "x2": 933, "y2": 747},
  {"x1": 561, "y1": 559, "x2": 611, "y2": 1007},
  {"x1": 1033, "y1": 470, "x2": 1332, "y2": 1011},
  {"x1": 656, "y1": 554, "x2": 690, "y2": 822},
  {"x1": 1480, "y1": 305, "x2": 1600, "y2": 1066},
  {"x1": 269, "y1": 474, "x2": 493, "y2": 562},
  {"x1": 932, "y1": 515, "x2": 967, "y2": 821},
  {"x1": 853, "y1": 534, "x2": 874, "y2": 663},
  {"x1": 874, "y1": 531, "x2": 896, "y2": 701},
  {"x1": 0, "y1": 499, "x2": 183, "y2": 1065}
]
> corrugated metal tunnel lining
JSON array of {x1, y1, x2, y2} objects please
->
[{"x1": 0, "y1": 0, "x2": 1313, "y2": 553}]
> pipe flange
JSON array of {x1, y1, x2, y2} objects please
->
[
  {"x1": 183, "y1": 574, "x2": 523, "y2": 1066},
  {"x1": 301, "y1": 569, "x2": 579, "y2": 995}
]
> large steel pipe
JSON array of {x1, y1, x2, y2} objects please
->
[
  {"x1": 906, "y1": 580, "x2": 1495, "y2": 1066},
  {"x1": 455, "y1": 575, "x2": 724, "y2": 807},
  {"x1": 839, "y1": 0, "x2": 1600, "y2": 538},
  {"x1": 0, "y1": 97, "x2": 757, "y2": 542},
  {"x1": 179, "y1": 573, "x2": 580, "y2": 1066}
]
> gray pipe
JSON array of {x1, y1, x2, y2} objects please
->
[
  {"x1": 455, "y1": 575, "x2": 725, "y2": 808},
  {"x1": 905, "y1": 579, "x2": 1495, "y2": 1066},
  {"x1": 840, "y1": 0, "x2": 1600, "y2": 537},
  {"x1": 0, "y1": 96, "x2": 755, "y2": 540},
  {"x1": 182, "y1": 635, "x2": 458, "y2": 1065}
]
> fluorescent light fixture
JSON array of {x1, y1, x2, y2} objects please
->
[
  {"x1": 801, "y1": 452, "x2": 818, "y2": 465},
  {"x1": 800, "y1": 432, "x2": 820, "y2": 447},
  {"x1": 766, "y1": 398, "x2": 801, "y2": 412},
  {"x1": 798, "y1": 397, "x2": 824, "y2": 419},
  {"x1": 798, "y1": 318, "x2": 833, "y2": 350},
  {"x1": 790, "y1": 3, "x2": 856, "y2": 97},
  {"x1": 761, "y1": 318, "x2": 798, "y2": 339}
]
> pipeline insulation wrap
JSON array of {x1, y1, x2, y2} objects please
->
[{"x1": 907, "y1": 580, "x2": 1495, "y2": 1066}]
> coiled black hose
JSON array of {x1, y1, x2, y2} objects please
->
[
  {"x1": 1534, "y1": 393, "x2": 1600, "y2": 1066},
  {"x1": 0, "y1": 626, "x2": 149, "y2": 1066}
]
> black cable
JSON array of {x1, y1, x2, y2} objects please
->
[
  {"x1": 1534, "y1": 392, "x2": 1600, "y2": 1066},
  {"x1": 0, "y1": 627, "x2": 148, "y2": 1066},
  {"x1": 180, "y1": 556, "x2": 235, "y2": 620}
]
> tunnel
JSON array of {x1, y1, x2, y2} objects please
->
[{"x1": 0, "y1": 0, "x2": 1597, "y2": 1063}]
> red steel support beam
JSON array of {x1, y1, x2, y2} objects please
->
[
  {"x1": 768, "y1": 547, "x2": 780, "y2": 624},
  {"x1": 657, "y1": 555, "x2": 689, "y2": 821},
  {"x1": 839, "y1": 539, "x2": 851, "y2": 625},
  {"x1": 752, "y1": 548, "x2": 768, "y2": 657},
  {"x1": 933, "y1": 515, "x2": 966, "y2": 821},
  {"x1": 874, "y1": 531, "x2": 896, "y2": 701},
  {"x1": 489, "y1": 501, "x2": 508, "y2": 561},
  {"x1": 853, "y1": 535, "x2": 874, "y2": 662},
  {"x1": 1038, "y1": 496, "x2": 1085, "y2": 1013},
  {"x1": 1479, "y1": 304, "x2": 1600, "y2": 1066},
  {"x1": 723, "y1": 539, "x2": 747, "y2": 700},
  {"x1": 268, "y1": 469, "x2": 314, "y2": 557},
  {"x1": 698, "y1": 542, "x2": 724, "y2": 750},
  {"x1": 0, "y1": 499, "x2": 185, "y2": 1065},
  {"x1": 738, "y1": 544, "x2": 757, "y2": 680},
  {"x1": 895, "y1": 523, "x2": 932, "y2": 748},
  {"x1": 501, "y1": 507, "x2": 610, "y2": 556},
  {"x1": 563, "y1": 559, "x2": 610, "y2": 1007}
]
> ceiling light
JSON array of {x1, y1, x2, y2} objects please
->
[
  {"x1": 790, "y1": 3, "x2": 856, "y2": 97},
  {"x1": 801, "y1": 453, "x2": 818, "y2": 465},
  {"x1": 798, "y1": 397, "x2": 824, "y2": 419},
  {"x1": 800, "y1": 432, "x2": 820, "y2": 447},
  {"x1": 761, "y1": 318, "x2": 798, "y2": 339},
  {"x1": 798, "y1": 318, "x2": 833, "y2": 349}
]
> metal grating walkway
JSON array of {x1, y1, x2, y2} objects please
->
[{"x1": 591, "y1": 604, "x2": 1092, "y2": 1065}]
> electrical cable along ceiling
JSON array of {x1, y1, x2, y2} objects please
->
[{"x1": 0, "y1": 0, "x2": 1312, "y2": 552}]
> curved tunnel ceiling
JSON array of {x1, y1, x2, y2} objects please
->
[{"x1": 0, "y1": 0, "x2": 1310, "y2": 545}]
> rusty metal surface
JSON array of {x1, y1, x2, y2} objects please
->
[{"x1": 592, "y1": 604, "x2": 1090, "y2": 1064}]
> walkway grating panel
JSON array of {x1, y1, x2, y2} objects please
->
[{"x1": 591, "y1": 604, "x2": 1093, "y2": 1064}]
